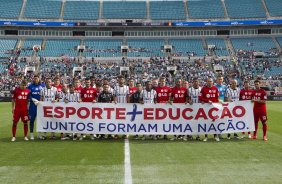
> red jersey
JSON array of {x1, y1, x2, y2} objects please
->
[
  {"x1": 239, "y1": 88, "x2": 253, "y2": 100},
  {"x1": 12, "y1": 88, "x2": 30, "y2": 110},
  {"x1": 199, "y1": 86, "x2": 219, "y2": 103},
  {"x1": 252, "y1": 89, "x2": 267, "y2": 112},
  {"x1": 74, "y1": 86, "x2": 83, "y2": 94},
  {"x1": 81, "y1": 87, "x2": 97, "y2": 102},
  {"x1": 54, "y1": 85, "x2": 62, "y2": 93},
  {"x1": 171, "y1": 86, "x2": 188, "y2": 103},
  {"x1": 155, "y1": 86, "x2": 171, "y2": 103},
  {"x1": 129, "y1": 87, "x2": 137, "y2": 95}
]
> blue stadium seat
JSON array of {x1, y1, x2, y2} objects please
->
[
  {"x1": 187, "y1": 0, "x2": 225, "y2": 19},
  {"x1": 0, "y1": 39, "x2": 17, "y2": 57},
  {"x1": 265, "y1": 0, "x2": 282, "y2": 17},
  {"x1": 169, "y1": 39, "x2": 206, "y2": 56},
  {"x1": 225, "y1": 0, "x2": 266, "y2": 19},
  {"x1": 150, "y1": 1, "x2": 186, "y2": 20},
  {"x1": 231, "y1": 37, "x2": 275, "y2": 53},
  {"x1": 20, "y1": 39, "x2": 42, "y2": 57},
  {"x1": 0, "y1": 0, "x2": 22, "y2": 19},
  {"x1": 206, "y1": 38, "x2": 228, "y2": 56},
  {"x1": 64, "y1": 1, "x2": 99, "y2": 20},
  {"x1": 24, "y1": 0, "x2": 62, "y2": 19},
  {"x1": 103, "y1": 1, "x2": 146, "y2": 19},
  {"x1": 127, "y1": 39, "x2": 164, "y2": 57},
  {"x1": 42, "y1": 40, "x2": 80, "y2": 57},
  {"x1": 84, "y1": 40, "x2": 122, "y2": 57}
]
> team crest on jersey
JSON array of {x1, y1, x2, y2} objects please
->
[
  {"x1": 21, "y1": 92, "x2": 24, "y2": 95},
  {"x1": 206, "y1": 94, "x2": 210, "y2": 98},
  {"x1": 161, "y1": 89, "x2": 164, "y2": 92},
  {"x1": 35, "y1": 88, "x2": 38, "y2": 90},
  {"x1": 178, "y1": 91, "x2": 180, "y2": 93},
  {"x1": 209, "y1": 90, "x2": 212, "y2": 93},
  {"x1": 18, "y1": 96, "x2": 22, "y2": 99}
]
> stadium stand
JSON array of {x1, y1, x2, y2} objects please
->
[
  {"x1": 206, "y1": 38, "x2": 229, "y2": 56},
  {"x1": 225, "y1": 0, "x2": 266, "y2": 19},
  {"x1": 84, "y1": 39, "x2": 122, "y2": 57},
  {"x1": 169, "y1": 39, "x2": 206, "y2": 57},
  {"x1": 102, "y1": 1, "x2": 146, "y2": 19},
  {"x1": 23, "y1": 0, "x2": 62, "y2": 19},
  {"x1": 187, "y1": 0, "x2": 225, "y2": 19},
  {"x1": 0, "y1": 0, "x2": 22, "y2": 19},
  {"x1": 127, "y1": 39, "x2": 164, "y2": 57},
  {"x1": 265, "y1": 0, "x2": 282, "y2": 17},
  {"x1": 150, "y1": 1, "x2": 186, "y2": 20},
  {"x1": 20, "y1": 39, "x2": 42, "y2": 57},
  {"x1": 0, "y1": 39, "x2": 17, "y2": 58},
  {"x1": 41, "y1": 39, "x2": 80, "y2": 57},
  {"x1": 63, "y1": 1, "x2": 100, "y2": 20}
]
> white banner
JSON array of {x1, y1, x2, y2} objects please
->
[{"x1": 36, "y1": 101, "x2": 255, "y2": 135}]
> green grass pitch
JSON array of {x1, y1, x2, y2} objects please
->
[{"x1": 1, "y1": 102, "x2": 282, "y2": 184}]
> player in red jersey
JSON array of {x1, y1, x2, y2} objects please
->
[
  {"x1": 74, "y1": 78, "x2": 83, "y2": 94},
  {"x1": 252, "y1": 80, "x2": 268, "y2": 141},
  {"x1": 239, "y1": 80, "x2": 254, "y2": 139},
  {"x1": 199, "y1": 77, "x2": 220, "y2": 142},
  {"x1": 11, "y1": 80, "x2": 30, "y2": 142},
  {"x1": 170, "y1": 78, "x2": 188, "y2": 141},
  {"x1": 53, "y1": 76, "x2": 62, "y2": 93},
  {"x1": 128, "y1": 78, "x2": 137, "y2": 95},
  {"x1": 80, "y1": 78, "x2": 98, "y2": 140},
  {"x1": 155, "y1": 77, "x2": 171, "y2": 139}
]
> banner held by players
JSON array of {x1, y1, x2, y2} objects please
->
[{"x1": 36, "y1": 101, "x2": 255, "y2": 135}]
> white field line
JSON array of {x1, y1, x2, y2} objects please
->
[{"x1": 124, "y1": 139, "x2": 132, "y2": 184}]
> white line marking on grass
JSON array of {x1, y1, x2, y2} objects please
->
[{"x1": 124, "y1": 139, "x2": 132, "y2": 184}]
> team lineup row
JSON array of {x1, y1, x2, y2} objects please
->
[{"x1": 11, "y1": 75, "x2": 268, "y2": 142}]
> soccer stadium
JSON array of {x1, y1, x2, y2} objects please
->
[{"x1": 1, "y1": 0, "x2": 282, "y2": 183}]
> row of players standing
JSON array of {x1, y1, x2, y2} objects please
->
[{"x1": 11, "y1": 75, "x2": 268, "y2": 142}]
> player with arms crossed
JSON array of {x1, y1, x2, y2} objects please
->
[
  {"x1": 11, "y1": 80, "x2": 30, "y2": 142},
  {"x1": 252, "y1": 80, "x2": 268, "y2": 141}
]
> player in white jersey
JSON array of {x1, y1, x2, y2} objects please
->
[
  {"x1": 113, "y1": 75, "x2": 129, "y2": 139},
  {"x1": 188, "y1": 78, "x2": 202, "y2": 141},
  {"x1": 224, "y1": 79, "x2": 240, "y2": 139},
  {"x1": 57, "y1": 84, "x2": 68, "y2": 102},
  {"x1": 140, "y1": 81, "x2": 157, "y2": 140},
  {"x1": 39, "y1": 78, "x2": 58, "y2": 140}
]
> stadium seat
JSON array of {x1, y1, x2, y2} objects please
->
[
  {"x1": 0, "y1": 39, "x2": 18, "y2": 57},
  {"x1": 187, "y1": 0, "x2": 225, "y2": 19},
  {"x1": 231, "y1": 37, "x2": 276, "y2": 53},
  {"x1": 64, "y1": 1, "x2": 99, "y2": 20},
  {"x1": 265, "y1": 0, "x2": 282, "y2": 17},
  {"x1": 169, "y1": 39, "x2": 206, "y2": 56},
  {"x1": 84, "y1": 40, "x2": 122, "y2": 57},
  {"x1": 24, "y1": 0, "x2": 62, "y2": 19},
  {"x1": 102, "y1": 1, "x2": 146, "y2": 19},
  {"x1": 41, "y1": 40, "x2": 80, "y2": 57},
  {"x1": 127, "y1": 39, "x2": 164, "y2": 57},
  {"x1": 225, "y1": 0, "x2": 266, "y2": 19},
  {"x1": 20, "y1": 39, "x2": 42, "y2": 57},
  {"x1": 206, "y1": 38, "x2": 228, "y2": 56},
  {"x1": 150, "y1": 1, "x2": 186, "y2": 20},
  {"x1": 0, "y1": 0, "x2": 22, "y2": 19}
]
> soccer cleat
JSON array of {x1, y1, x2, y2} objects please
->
[
  {"x1": 11, "y1": 137, "x2": 16, "y2": 142},
  {"x1": 227, "y1": 136, "x2": 231, "y2": 140},
  {"x1": 153, "y1": 135, "x2": 158, "y2": 140},
  {"x1": 241, "y1": 135, "x2": 245, "y2": 139},
  {"x1": 248, "y1": 134, "x2": 252, "y2": 139},
  {"x1": 30, "y1": 133, "x2": 34, "y2": 140},
  {"x1": 183, "y1": 136, "x2": 187, "y2": 141},
  {"x1": 79, "y1": 136, "x2": 83, "y2": 141},
  {"x1": 215, "y1": 136, "x2": 220, "y2": 142},
  {"x1": 24, "y1": 137, "x2": 29, "y2": 141},
  {"x1": 134, "y1": 135, "x2": 139, "y2": 140},
  {"x1": 142, "y1": 136, "x2": 146, "y2": 141},
  {"x1": 252, "y1": 135, "x2": 257, "y2": 139},
  {"x1": 170, "y1": 136, "x2": 176, "y2": 141},
  {"x1": 234, "y1": 135, "x2": 240, "y2": 139},
  {"x1": 90, "y1": 135, "x2": 95, "y2": 140},
  {"x1": 196, "y1": 136, "x2": 201, "y2": 141},
  {"x1": 263, "y1": 136, "x2": 268, "y2": 141},
  {"x1": 73, "y1": 137, "x2": 77, "y2": 141},
  {"x1": 203, "y1": 137, "x2": 208, "y2": 142},
  {"x1": 188, "y1": 135, "x2": 193, "y2": 140},
  {"x1": 61, "y1": 137, "x2": 66, "y2": 141}
]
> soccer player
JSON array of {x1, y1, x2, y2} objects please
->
[
  {"x1": 40, "y1": 78, "x2": 58, "y2": 139},
  {"x1": 239, "y1": 80, "x2": 253, "y2": 139},
  {"x1": 224, "y1": 79, "x2": 240, "y2": 139},
  {"x1": 57, "y1": 84, "x2": 68, "y2": 102},
  {"x1": 80, "y1": 78, "x2": 98, "y2": 140},
  {"x1": 183, "y1": 80, "x2": 190, "y2": 89},
  {"x1": 215, "y1": 75, "x2": 227, "y2": 103},
  {"x1": 170, "y1": 78, "x2": 189, "y2": 141},
  {"x1": 74, "y1": 78, "x2": 83, "y2": 94},
  {"x1": 28, "y1": 75, "x2": 44, "y2": 140},
  {"x1": 11, "y1": 80, "x2": 30, "y2": 142},
  {"x1": 140, "y1": 81, "x2": 157, "y2": 140},
  {"x1": 98, "y1": 83, "x2": 115, "y2": 139},
  {"x1": 152, "y1": 78, "x2": 158, "y2": 90},
  {"x1": 90, "y1": 76, "x2": 96, "y2": 88},
  {"x1": 155, "y1": 77, "x2": 171, "y2": 140},
  {"x1": 252, "y1": 80, "x2": 268, "y2": 141},
  {"x1": 53, "y1": 76, "x2": 62, "y2": 93},
  {"x1": 188, "y1": 77, "x2": 202, "y2": 141},
  {"x1": 128, "y1": 78, "x2": 137, "y2": 97},
  {"x1": 199, "y1": 77, "x2": 220, "y2": 142},
  {"x1": 113, "y1": 75, "x2": 130, "y2": 139}
]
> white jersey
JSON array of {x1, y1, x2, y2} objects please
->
[
  {"x1": 57, "y1": 91, "x2": 68, "y2": 102},
  {"x1": 225, "y1": 87, "x2": 240, "y2": 102},
  {"x1": 40, "y1": 86, "x2": 57, "y2": 102},
  {"x1": 188, "y1": 86, "x2": 202, "y2": 103},
  {"x1": 113, "y1": 85, "x2": 129, "y2": 103},
  {"x1": 141, "y1": 89, "x2": 157, "y2": 104},
  {"x1": 65, "y1": 92, "x2": 80, "y2": 102}
]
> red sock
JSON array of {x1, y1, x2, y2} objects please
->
[
  {"x1": 12, "y1": 121, "x2": 18, "y2": 137},
  {"x1": 263, "y1": 123, "x2": 267, "y2": 137},
  {"x1": 254, "y1": 121, "x2": 258, "y2": 137},
  {"x1": 23, "y1": 122, "x2": 28, "y2": 137}
]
